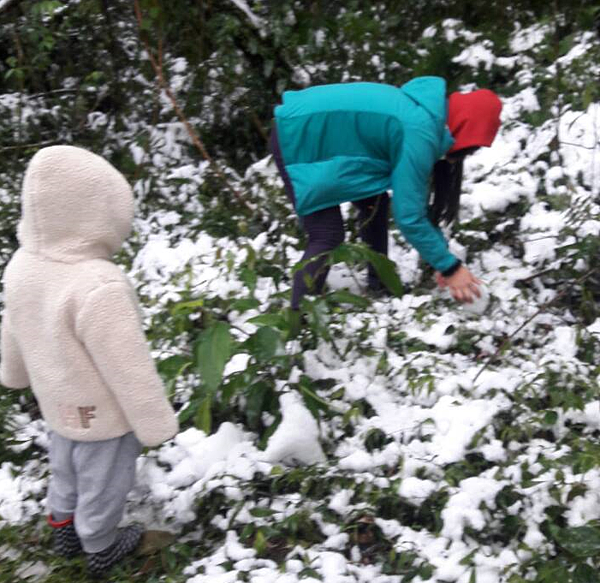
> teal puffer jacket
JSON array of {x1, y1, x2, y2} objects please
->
[{"x1": 274, "y1": 76, "x2": 457, "y2": 273}]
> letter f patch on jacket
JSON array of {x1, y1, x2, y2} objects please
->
[{"x1": 78, "y1": 406, "x2": 97, "y2": 428}]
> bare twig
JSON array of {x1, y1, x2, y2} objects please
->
[
  {"x1": 516, "y1": 266, "x2": 560, "y2": 284},
  {"x1": 133, "y1": 0, "x2": 252, "y2": 211},
  {"x1": 473, "y1": 268, "x2": 598, "y2": 383},
  {"x1": 560, "y1": 140, "x2": 599, "y2": 151},
  {"x1": 0, "y1": 140, "x2": 57, "y2": 152}
]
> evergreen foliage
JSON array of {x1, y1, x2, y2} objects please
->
[{"x1": 1, "y1": 1, "x2": 600, "y2": 582}]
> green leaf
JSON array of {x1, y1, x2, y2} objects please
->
[
  {"x1": 239, "y1": 266, "x2": 258, "y2": 292},
  {"x1": 582, "y1": 84, "x2": 596, "y2": 110},
  {"x1": 361, "y1": 247, "x2": 404, "y2": 297},
  {"x1": 221, "y1": 371, "x2": 249, "y2": 405},
  {"x1": 171, "y1": 298, "x2": 204, "y2": 315},
  {"x1": 195, "y1": 321, "x2": 232, "y2": 392},
  {"x1": 298, "y1": 376, "x2": 335, "y2": 416},
  {"x1": 329, "y1": 243, "x2": 403, "y2": 297},
  {"x1": 230, "y1": 297, "x2": 261, "y2": 313},
  {"x1": 178, "y1": 402, "x2": 197, "y2": 424},
  {"x1": 195, "y1": 396, "x2": 212, "y2": 434},
  {"x1": 244, "y1": 326, "x2": 284, "y2": 362},
  {"x1": 327, "y1": 289, "x2": 371, "y2": 308},
  {"x1": 549, "y1": 524, "x2": 600, "y2": 558},
  {"x1": 459, "y1": 548, "x2": 477, "y2": 566},
  {"x1": 157, "y1": 355, "x2": 192, "y2": 381},
  {"x1": 253, "y1": 528, "x2": 267, "y2": 555},
  {"x1": 247, "y1": 313, "x2": 286, "y2": 328},
  {"x1": 543, "y1": 410, "x2": 558, "y2": 425},
  {"x1": 329, "y1": 243, "x2": 363, "y2": 265},
  {"x1": 573, "y1": 563, "x2": 600, "y2": 583},
  {"x1": 304, "y1": 297, "x2": 331, "y2": 340},
  {"x1": 258, "y1": 415, "x2": 281, "y2": 451},
  {"x1": 245, "y1": 381, "x2": 272, "y2": 429}
]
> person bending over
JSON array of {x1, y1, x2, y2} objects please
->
[{"x1": 270, "y1": 77, "x2": 502, "y2": 309}]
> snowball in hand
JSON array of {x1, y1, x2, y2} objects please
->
[{"x1": 461, "y1": 282, "x2": 490, "y2": 315}]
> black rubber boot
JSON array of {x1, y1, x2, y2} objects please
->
[
  {"x1": 47, "y1": 514, "x2": 82, "y2": 558},
  {"x1": 86, "y1": 524, "x2": 143, "y2": 577}
]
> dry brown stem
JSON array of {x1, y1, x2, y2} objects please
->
[{"x1": 133, "y1": 0, "x2": 252, "y2": 210}]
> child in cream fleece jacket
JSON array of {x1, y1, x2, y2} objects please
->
[{"x1": 0, "y1": 145, "x2": 179, "y2": 575}]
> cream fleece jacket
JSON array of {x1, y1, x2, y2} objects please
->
[{"x1": 0, "y1": 146, "x2": 179, "y2": 447}]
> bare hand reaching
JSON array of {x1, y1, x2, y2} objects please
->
[{"x1": 435, "y1": 265, "x2": 481, "y2": 303}]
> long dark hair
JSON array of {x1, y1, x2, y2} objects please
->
[{"x1": 428, "y1": 147, "x2": 478, "y2": 226}]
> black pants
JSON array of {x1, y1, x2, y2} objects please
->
[{"x1": 270, "y1": 128, "x2": 389, "y2": 309}]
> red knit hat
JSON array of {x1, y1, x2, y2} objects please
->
[{"x1": 447, "y1": 89, "x2": 502, "y2": 153}]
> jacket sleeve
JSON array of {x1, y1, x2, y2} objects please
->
[
  {"x1": 75, "y1": 281, "x2": 179, "y2": 447},
  {"x1": 0, "y1": 313, "x2": 30, "y2": 389},
  {"x1": 390, "y1": 125, "x2": 458, "y2": 273}
]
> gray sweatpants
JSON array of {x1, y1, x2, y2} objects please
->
[{"x1": 47, "y1": 431, "x2": 142, "y2": 553}]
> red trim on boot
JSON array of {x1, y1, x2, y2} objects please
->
[{"x1": 47, "y1": 514, "x2": 74, "y2": 528}]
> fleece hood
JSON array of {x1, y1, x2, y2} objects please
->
[
  {"x1": 18, "y1": 145, "x2": 134, "y2": 262},
  {"x1": 447, "y1": 89, "x2": 502, "y2": 153}
]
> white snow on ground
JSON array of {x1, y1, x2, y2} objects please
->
[{"x1": 1, "y1": 19, "x2": 600, "y2": 583}]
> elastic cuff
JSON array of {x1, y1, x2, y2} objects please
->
[
  {"x1": 48, "y1": 514, "x2": 74, "y2": 528},
  {"x1": 441, "y1": 260, "x2": 462, "y2": 278}
]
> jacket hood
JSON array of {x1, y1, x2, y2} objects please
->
[
  {"x1": 400, "y1": 76, "x2": 455, "y2": 156},
  {"x1": 400, "y1": 76, "x2": 448, "y2": 124},
  {"x1": 18, "y1": 145, "x2": 134, "y2": 262},
  {"x1": 447, "y1": 89, "x2": 502, "y2": 153}
]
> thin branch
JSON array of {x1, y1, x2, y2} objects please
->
[
  {"x1": 0, "y1": 140, "x2": 57, "y2": 152},
  {"x1": 473, "y1": 268, "x2": 598, "y2": 383},
  {"x1": 517, "y1": 266, "x2": 561, "y2": 284},
  {"x1": 133, "y1": 0, "x2": 252, "y2": 211},
  {"x1": 560, "y1": 140, "x2": 599, "y2": 151}
]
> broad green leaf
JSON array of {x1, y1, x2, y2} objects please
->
[
  {"x1": 328, "y1": 289, "x2": 371, "y2": 308},
  {"x1": 549, "y1": 524, "x2": 600, "y2": 558},
  {"x1": 171, "y1": 298, "x2": 204, "y2": 315},
  {"x1": 244, "y1": 326, "x2": 284, "y2": 362},
  {"x1": 258, "y1": 415, "x2": 281, "y2": 451},
  {"x1": 239, "y1": 266, "x2": 258, "y2": 291},
  {"x1": 195, "y1": 321, "x2": 232, "y2": 392},
  {"x1": 304, "y1": 298, "x2": 331, "y2": 337},
  {"x1": 573, "y1": 563, "x2": 599, "y2": 583},
  {"x1": 247, "y1": 313, "x2": 286, "y2": 328},
  {"x1": 361, "y1": 247, "x2": 404, "y2": 297},
  {"x1": 330, "y1": 243, "x2": 363, "y2": 264},
  {"x1": 460, "y1": 548, "x2": 478, "y2": 566},
  {"x1": 157, "y1": 355, "x2": 192, "y2": 380},
  {"x1": 245, "y1": 381, "x2": 271, "y2": 429},
  {"x1": 195, "y1": 396, "x2": 212, "y2": 434},
  {"x1": 253, "y1": 528, "x2": 267, "y2": 555},
  {"x1": 231, "y1": 297, "x2": 261, "y2": 313},
  {"x1": 178, "y1": 401, "x2": 197, "y2": 424},
  {"x1": 582, "y1": 84, "x2": 595, "y2": 110},
  {"x1": 298, "y1": 376, "x2": 335, "y2": 415},
  {"x1": 329, "y1": 243, "x2": 403, "y2": 297},
  {"x1": 221, "y1": 372, "x2": 248, "y2": 405}
]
